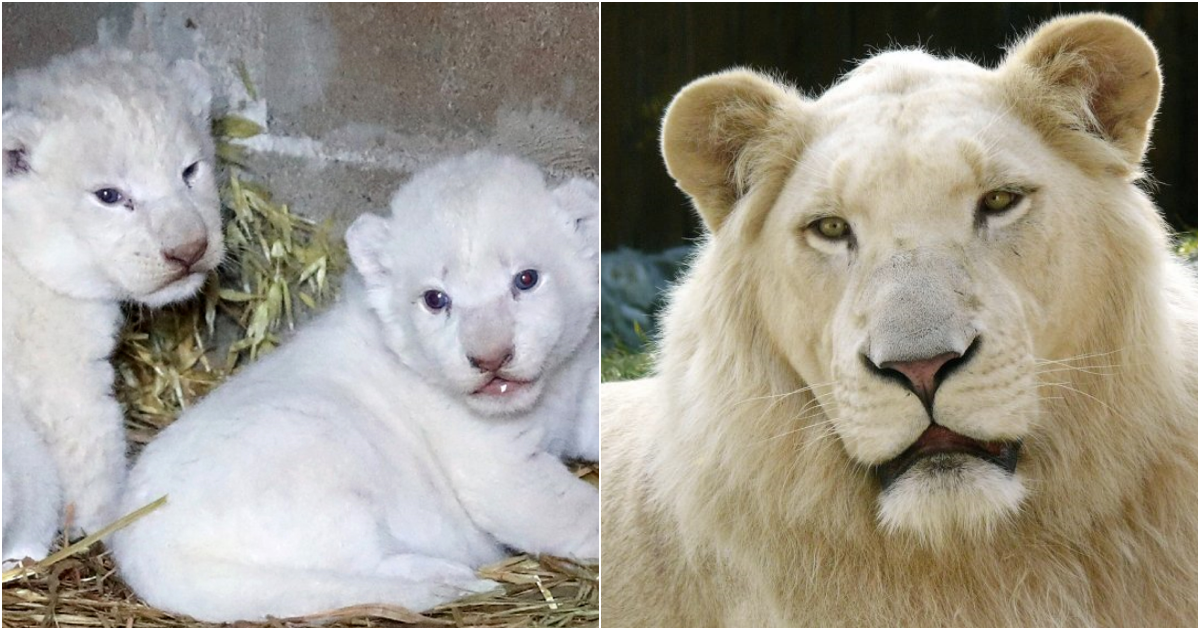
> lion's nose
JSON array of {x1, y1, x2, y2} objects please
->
[
  {"x1": 879, "y1": 351, "x2": 961, "y2": 408},
  {"x1": 163, "y1": 237, "x2": 209, "y2": 270},
  {"x1": 469, "y1": 349, "x2": 514, "y2": 373},
  {"x1": 865, "y1": 338, "x2": 979, "y2": 410}
]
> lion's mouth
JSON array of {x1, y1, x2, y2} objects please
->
[
  {"x1": 153, "y1": 267, "x2": 207, "y2": 290},
  {"x1": 473, "y1": 376, "x2": 534, "y2": 397},
  {"x1": 875, "y1": 424, "x2": 1020, "y2": 490}
]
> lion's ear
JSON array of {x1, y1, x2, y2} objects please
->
[
  {"x1": 345, "y1": 212, "x2": 392, "y2": 287},
  {"x1": 553, "y1": 177, "x2": 599, "y2": 259},
  {"x1": 169, "y1": 58, "x2": 214, "y2": 122},
  {"x1": 661, "y1": 69, "x2": 805, "y2": 232},
  {"x1": 1002, "y1": 13, "x2": 1160, "y2": 166},
  {"x1": 3, "y1": 110, "x2": 41, "y2": 177}
]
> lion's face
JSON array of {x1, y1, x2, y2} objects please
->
[
  {"x1": 346, "y1": 153, "x2": 599, "y2": 418},
  {"x1": 754, "y1": 55, "x2": 1064, "y2": 540},
  {"x1": 3, "y1": 50, "x2": 223, "y2": 307},
  {"x1": 660, "y1": 15, "x2": 1163, "y2": 544}
]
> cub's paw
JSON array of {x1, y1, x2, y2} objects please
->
[
  {"x1": 377, "y1": 554, "x2": 503, "y2": 601},
  {"x1": 1, "y1": 546, "x2": 49, "y2": 570},
  {"x1": 564, "y1": 522, "x2": 600, "y2": 561},
  {"x1": 71, "y1": 497, "x2": 117, "y2": 537},
  {"x1": 439, "y1": 576, "x2": 504, "y2": 600}
]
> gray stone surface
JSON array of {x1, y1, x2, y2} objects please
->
[{"x1": 3, "y1": 2, "x2": 599, "y2": 231}]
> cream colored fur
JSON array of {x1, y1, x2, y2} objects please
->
[
  {"x1": 2, "y1": 47, "x2": 223, "y2": 564},
  {"x1": 601, "y1": 14, "x2": 1196, "y2": 626}
]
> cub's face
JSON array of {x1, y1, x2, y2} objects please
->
[
  {"x1": 349, "y1": 153, "x2": 598, "y2": 417},
  {"x1": 662, "y1": 14, "x2": 1162, "y2": 544},
  {"x1": 3, "y1": 51, "x2": 224, "y2": 307}
]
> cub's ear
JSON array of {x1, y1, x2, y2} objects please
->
[
  {"x1": 661, "y1": 69, "x2": 807, "y2": 233},
  {"x1": 345, "y1": 213, "x2": 393, "y2": 285},
  {"x1": 1002, "y1": 13, "x2": 1161, "y2": 167},
  {"x1": 3, "y1": 110, "x2": 41, "y2": 177},
  {"x1": 553, "y1": 177, "x2": 599, "y2": 257},
  {"x1": 169, "y1": 58, "x2": 214, "y2": 122}
]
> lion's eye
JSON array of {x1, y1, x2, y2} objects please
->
[
  {"x1": 980, "y1": 190, "x2": 1021, "y2": 214},
  {"x1": 94, "y1": 188, "x2": 124, "y2": 205},
  {"x1": 513, "y1": 269, "x2": 539, "y2": 291},
  {"x1": 182, "y1": 161, "x2": 200, "y2": 187},
  {"x1": 811, "y1": 216, "x2": 852, "y2": 240},
  {"x1": 422, "y1": 290, "x2": 450, "y2": 312}
]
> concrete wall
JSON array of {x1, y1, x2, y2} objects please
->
[{"x1": 3, "y1": 2, "x2": 599, "y2": 230}]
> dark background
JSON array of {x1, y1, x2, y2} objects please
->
[{"x1": 601, "y1": 3, "x2": 1197, "y2": 252}]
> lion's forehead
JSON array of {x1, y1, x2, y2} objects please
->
[
  {"x1": 817, "y1": 51, "x2": 1009, "y2": 147},
  {"x1": 390, "y1": 203, "x2": 583, "y2": 300},
  {"x1": 783, "y1": 82, "x2": 1047, "y2": 225},
  {"x1": 824, "y1": 49, "x2": 994, "y2": 102},
  {"x1": 819, "y1": 87, "x2": 1008, "y2": 156},
  {"x1": 780, "y1": 133, "x2": 986, "y2": 231},
  {"x1": 38, "y1": 120, "x2": 205, "y2": 196}
]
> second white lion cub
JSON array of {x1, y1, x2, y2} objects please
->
[
  {"x1": 112, "y1": 152, "x2": 599, "y2": 622},
  {"x1": 2, "y1": 47, "x2": 223, "y2": 564}
]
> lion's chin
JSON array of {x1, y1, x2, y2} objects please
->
[{"x1": 876, "y1": 454, "x2": 1027, "y2": 545}]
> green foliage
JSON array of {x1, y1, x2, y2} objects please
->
[
  {"x1": 1174, "y1": 230, "x2": 1197, "y2": 263},
  {"x1": 602, "y1": 345, "x2": 653, "y2": 382},
  {"x1": 601, "y1": 245, "x2": 690, "y2": 350}
]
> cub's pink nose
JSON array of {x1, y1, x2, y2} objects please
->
[
  {"x1": 163, "y1": 238, "x2": 208, "y2": 270},
  {"x1": 469, "y1": 349, "x2": 514, "y2": 373},
  {"x1": 880, "y1": 351, "x2": 961, "y2": 407}
]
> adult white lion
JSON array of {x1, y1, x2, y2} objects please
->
[{"x1": 600, "y1": 13, "x2": 1196, "y2": 626}]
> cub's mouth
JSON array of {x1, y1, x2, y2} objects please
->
[
  {"x1": 162, "y1": 269, "x2": 205, "y2": 287},
  {"x1": 473, "y1": 376, "x2": 534, "y2": 397},
  {"x1": 875, "y1": 424, "x2": 1021, "y2": 490}
]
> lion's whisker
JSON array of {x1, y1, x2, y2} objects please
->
[
  {"x1": 757, "y1": 408, "x2": 838, "y2": 445},
  {"x1": 1033, "y1": 364, "x2": 1124, "y2": 376},
  {"x1": 1037, "y1": 381, "x2": 1117, "y2": 415},
  {"x1": 1033, "y1": 348, "x2": 1126, "y2": 365},
  {"x1": 738, "y1": 380, "x2": 837, "y2": 405}
]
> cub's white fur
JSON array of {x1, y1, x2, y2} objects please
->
[
  {"x1": 601, "y1": 14, "x2": 1196, "y2": 626},
  {"x1": 2, "y1": 372, "x2": 60, "y2": 565},
  {"x1": 2, "y1": 47, "x2": 223, "y2": 564},
  {"x1": 112, "y1": 152, "x2": 599, "y2": 622}
]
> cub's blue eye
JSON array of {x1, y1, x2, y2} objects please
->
[
  {"x1": 514, "y1": 269, "x2": 539, "y2": 291},
  {"x1": 94, "y1": 188, "x2": 123, "y2": 205},
  {"x1": 423, "y1": 290, "x2": 450, "y2": 312},
  {"x1": 182, "y1": 162, "x2": 199, "y2": 185}
]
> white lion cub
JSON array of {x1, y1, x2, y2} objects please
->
[
  {"x1": 112, "y1": 152, "x2": 599, "y2": 622},
  {"x1": 2, "y1": 47, "x2": 223, "y2": 565}
]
